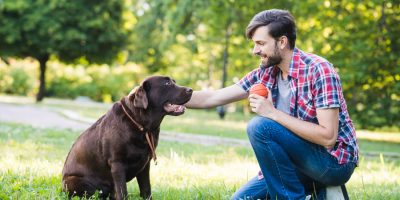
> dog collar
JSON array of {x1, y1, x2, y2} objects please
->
[{"x1": 120, "y1": 98, "x2": 157, "y2": 164}]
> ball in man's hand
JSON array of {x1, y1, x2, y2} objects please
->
[{"x1": 249, "y1": 83, "x2": 269, "y2": 97}]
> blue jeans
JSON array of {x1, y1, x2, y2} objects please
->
[{"x1": 231, "y1": 116, "x2": 356, "y2": 200}]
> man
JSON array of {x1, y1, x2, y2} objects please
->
[{"x1": 185, "y1": 9, "x2": 358, "y2": 200}]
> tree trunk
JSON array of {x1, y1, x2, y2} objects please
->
[
  {"x1": 0, "y1": 57, "x2": 10, "y2": 65},
  {"x1": 36, "y1": 55, "x2": 49, "y2": 102},
  {"x1": 221, "y1": 23, "x2": 231, "y2": 89},
  {"x1": 217, "y1": 21, "x2": 232, "y2": 119}
]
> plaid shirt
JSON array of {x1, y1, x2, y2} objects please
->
[{"x1": 237, "y1": 47, "x2": 358, "y2": 165}]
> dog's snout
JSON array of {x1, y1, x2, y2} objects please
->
[{"x1": 185, "y1": 88, "x2": 193, "y2": 94}]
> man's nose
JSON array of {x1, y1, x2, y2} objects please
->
[{"x1": 253, "y1": 45, "x2": 261, "y2": 55}]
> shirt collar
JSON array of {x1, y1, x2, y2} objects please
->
[
  {"x1": 266, "y1": 47, "x2": 301, "y2": 79},
  {"x1": 288, "y1": 47, "x2": 300, "y2": 79}
]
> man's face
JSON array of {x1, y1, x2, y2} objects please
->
[{"x1": 251, "y1": 26, "x2": 282, "y2": 67}]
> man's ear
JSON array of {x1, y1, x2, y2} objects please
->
[
  {"x1": 278, "y1": 36, "x2": 288, "y2": 50},
  {"x1": 132, "y1": 86, "x2": 148, "y2": 109}
]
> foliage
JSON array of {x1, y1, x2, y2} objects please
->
[
  {"x1": 0, "y1": 0, "x2": 399, "y2": 129},
  {"x1": 0, "y1": 0, "x2": 133, "y2": 101},
  {"x1": 129, "y1": 0, "x2": 275, "y2": 88},
  {"x1": 129, "y1": 0, "x2": 400, "y2": 129},
  {"x1": 0, "y1": 59, "x2": 147, "y2": 102},
  {"x1": 294, "y1": 1, "x2": 400, "y2": 129},
  {"x1": 46, "y1": 61, "x2": 146, "y2": 102},
  {"x1": 0, "y1": 62, "x2": 34, "y2": 95}
]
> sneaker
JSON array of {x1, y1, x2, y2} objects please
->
[{"x1": 326, "y1": 185, "x2": 349, "y2": 200}]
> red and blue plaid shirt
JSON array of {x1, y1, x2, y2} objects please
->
[{"x1": 237, "y1": 47, "x2": 358, "y2": 165}]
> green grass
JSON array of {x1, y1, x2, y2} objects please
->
[
  {"x1": 161, "y1": 109, "x2": 253, "y2": 139},
  {"x1": 3, "y1": 94, "x2": 399, "y2": 141},
  {"x1": 1, "y1": 122, "x2": 400, "y2": 199},
  {"x1": 0, "y1": 123, "x2": 256, "y2": 199},
  {"x1": 359, "y1": 140, "x2": 400, "y2": 154},
  {"x1": 1, "y1": 95, "x2": 400, "y2": 199}
]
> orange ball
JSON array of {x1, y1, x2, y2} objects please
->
[{"x1": 249, "y1": 83, "x2": 269, "y2": 97}]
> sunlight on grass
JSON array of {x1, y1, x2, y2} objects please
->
[
  {"x1": 358, "y1": 131, "x2": 400, "y2": 143},
  {"x1": 160, "y1": 110, "x2": 250, "y2": 139},
  {"x1": 152, "y1": 150, "x2": 258, "y2": 186},
  {"x1": 0, "y1": 123, "x2": 259, "y2": 199},
  {"x1": 348, "y1": 156, "x2": 400, "y2": 199},
  {"x1": 206, "y1": 119, "x2": 247, "y2": 131},
  {"x1": 0, "y1": 111, "x2": 400, "y2": 199},
  {"x1": 1, "y1": 141, "x2": 63, "y2": 174}
]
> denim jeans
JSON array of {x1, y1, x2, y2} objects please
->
[{"x1": 231, "y1": 116, "x2": 356, "y2": 200}]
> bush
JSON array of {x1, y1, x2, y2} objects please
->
[
  {"x1": 0, "y1": 64, "x2": 34, "y2": 95},
  {"x1": 46, "y1": 61, "x2": 146, "y2": 102},
  {"x1": 0, "y1": 58, "x2": 146, "y2": 102},
  {"x1": 0, "y1": 66, "x2": 12, "y2": 93},
  {"x1": 8, "y1": 67, "x2": 33, "y2": 95}
]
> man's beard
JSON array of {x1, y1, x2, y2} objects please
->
[{"x1": 261, "y1": 42, "x2": 282, "y2": 68}]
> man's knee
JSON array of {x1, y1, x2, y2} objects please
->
[{"x1": 247, "y1": 116, "x2": 277, "y2": 142}]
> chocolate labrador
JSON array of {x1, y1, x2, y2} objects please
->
[{"x1": 62, "y1": 76, "x2": 193, "y2": 199}]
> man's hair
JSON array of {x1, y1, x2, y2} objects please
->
[{"x1": 246, "y1": 9, "x2": 296, "y2": 49}]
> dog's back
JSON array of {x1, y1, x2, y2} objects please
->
[{"x1": 62, "y1": 114, "x2": 115, "y2": 197}]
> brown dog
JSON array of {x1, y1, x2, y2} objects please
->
[{"x1": 62, "y1": 76, "x2": 193, "y2": 199}]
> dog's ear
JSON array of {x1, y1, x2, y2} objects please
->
[
  {"x1": 128, "y1": 80, "x2": 150, "y2": 109},
  {"x1": 132, "y1": 85, "x2": 148, "y2": 109},
  {"x1": 128, "y1": 86, "x2": 139, "y2": 100}
]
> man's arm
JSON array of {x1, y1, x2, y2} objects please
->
[
  {"x1": 249, "y1": 94, "x2": 339, "y2": 148},
  {"x1": 272, "y1": 108, "x2": 339, "y2": 148},
  {"x1": 186, "y1": 84, "x2": 248, "y2": 109}
]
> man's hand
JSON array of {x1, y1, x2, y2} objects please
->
[{"x1": 248, "y1": 90, "x2": 276, "y2": 119}]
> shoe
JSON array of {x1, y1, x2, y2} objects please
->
[{"x1": 326, "y1": 185, "x2": 349, "y2": 200}]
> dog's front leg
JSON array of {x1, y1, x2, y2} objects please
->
[
  {"x1": 136, "y1": 163, "x2": 152, "y2": 199},
  {"x1": 111, "y1": 162, "x2": 128, "y2": 200}
]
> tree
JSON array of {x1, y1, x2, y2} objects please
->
[
  {"x1": 293, "y1": 1, "x2": 400, "y2": 128},
  {"x1": 129, "y1": 0, "x2": 289, "y2": 85},
  {"x1": 129, "y1": 0, "x2": 289, "y2": 118},
  {"x1": 0, "y1": 0, "x2": 132, "y2": 101},
  {"x1": 130, "y1": 0, "x2": 399, "y2": 128}
]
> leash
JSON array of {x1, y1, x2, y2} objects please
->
[{"x1": 120, "y1": 98, "x2": 157, "y2": 164}]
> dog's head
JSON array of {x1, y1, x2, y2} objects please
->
[{"x1": 128, "y1": 76, "x2": 192, "y2": 116}]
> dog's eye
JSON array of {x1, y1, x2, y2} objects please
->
[{"x1": 165, "y1": 81, "x2": 172, "y2": 86}]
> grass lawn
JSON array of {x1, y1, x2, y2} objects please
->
[
  {"x1": 0, "y1": 123, "x2": 255, "y2": 199},
  {"x1": 1, "y1": 122, "x2": 399, "y2": 199},
  {"x1": 1, "y1": 95, "x2": 400, "y2": 199}
]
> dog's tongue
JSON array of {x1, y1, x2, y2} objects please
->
[{"x1": 164, "y1": 103, "x2": 186, "y2": 113}]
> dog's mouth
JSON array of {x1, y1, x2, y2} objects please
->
[{"x1": 163, "y1": 102, "x2": 186, "y2": 116}]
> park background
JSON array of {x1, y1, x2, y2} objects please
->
[{"x1": 0, "y1": 0, "x2": 399, "y2": 199}]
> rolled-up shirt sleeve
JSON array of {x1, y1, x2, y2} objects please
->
[
  {"x1": 236, "y1": 68, "x2": 261, "y2": 92},
  {"x1": 313, "y1": 62, "x2": 341, "y2": 109}
]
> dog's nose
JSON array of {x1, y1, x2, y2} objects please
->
[{"x1": 186, "y1": 88, "x2": 193, "y2": 94}]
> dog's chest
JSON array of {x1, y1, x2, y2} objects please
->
[
  {"x1": 123, "y1": 147, "x2": 151, "y2": 179},
  {"x1": 123, "y1": 135, "x2": 157, "y2": 173}
]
